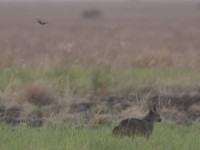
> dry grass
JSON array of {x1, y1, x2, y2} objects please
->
[
  {"x1": 0, "y1": 1, "x2": 200, "y2": 69},
  {"x1": 22, "y1": 82, "x2": 57, "y2": 106},
  {"x1": 89, "y1": 114, "x2": 112, "y2": 127},
  {"x1": 119, "y1": 106, "x2": 143, "y2": 119}
]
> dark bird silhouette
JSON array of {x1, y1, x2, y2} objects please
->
[{"x1": 36, "y1": 19, "x2": 48, "y2": 25}]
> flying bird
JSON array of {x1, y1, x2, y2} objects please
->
[{"x1": 36, "y1": 18, "x2": 48, "y2": 25}]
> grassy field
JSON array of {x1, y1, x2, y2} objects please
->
[
  {"x1": 0, "y1": 1, "x2": 200, "y2": 149},
  {"x1": 0, "y1": 1, "x2": 200, "y2": 97},
  {"x1": 0, "y1": 123, "x2": 200, "y2": 150},
  {"x1": 1, "y1": 65, "x2": 200, "y2": 97}
]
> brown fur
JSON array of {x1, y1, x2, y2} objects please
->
[{"x1": 112, "y1": 105, "x2": 161, "y2": 138}]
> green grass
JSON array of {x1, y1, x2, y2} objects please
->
[
  {"x1": 1, "y1": 65, "x2": 200, "y2": 96},
  {"x1": 0, "y1": 123, "x2": 200, "y2": 150}
]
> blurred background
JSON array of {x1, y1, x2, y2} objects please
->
[{"x1": 0, "y1": 0, "x2": 200, "y2": 127}]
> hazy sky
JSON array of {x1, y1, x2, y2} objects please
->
[
  {"x1": 0, "y1": 0, "x2": 196, "y2": 1},
  {"x1": 0, "y1": 0, "x2": 197, "y2": 2},
  {"x1": 2, "y1": 0, "x2": 129, "y2": 1}
]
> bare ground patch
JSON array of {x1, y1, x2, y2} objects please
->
[{"x1": 0, "y1": 85, "x2": 200, "y2": 127}]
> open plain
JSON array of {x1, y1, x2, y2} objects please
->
[{"x1": 0, "y1": 1, "x2": 200, "y2": 149}]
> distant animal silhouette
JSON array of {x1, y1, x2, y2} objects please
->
[
  {"x1": 36, "y1": 19, "x2": 48, "y2": 25},
  {"x1": 112, "y1": 104, "x2": 161, "y2": 138},
  {"x1": 82, "y1": 9, "x2": 102, "y2": 19}
]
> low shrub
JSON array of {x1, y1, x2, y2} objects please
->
[{"x1": 23, "y1": 82, "x2": 57, "y2": 107}]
